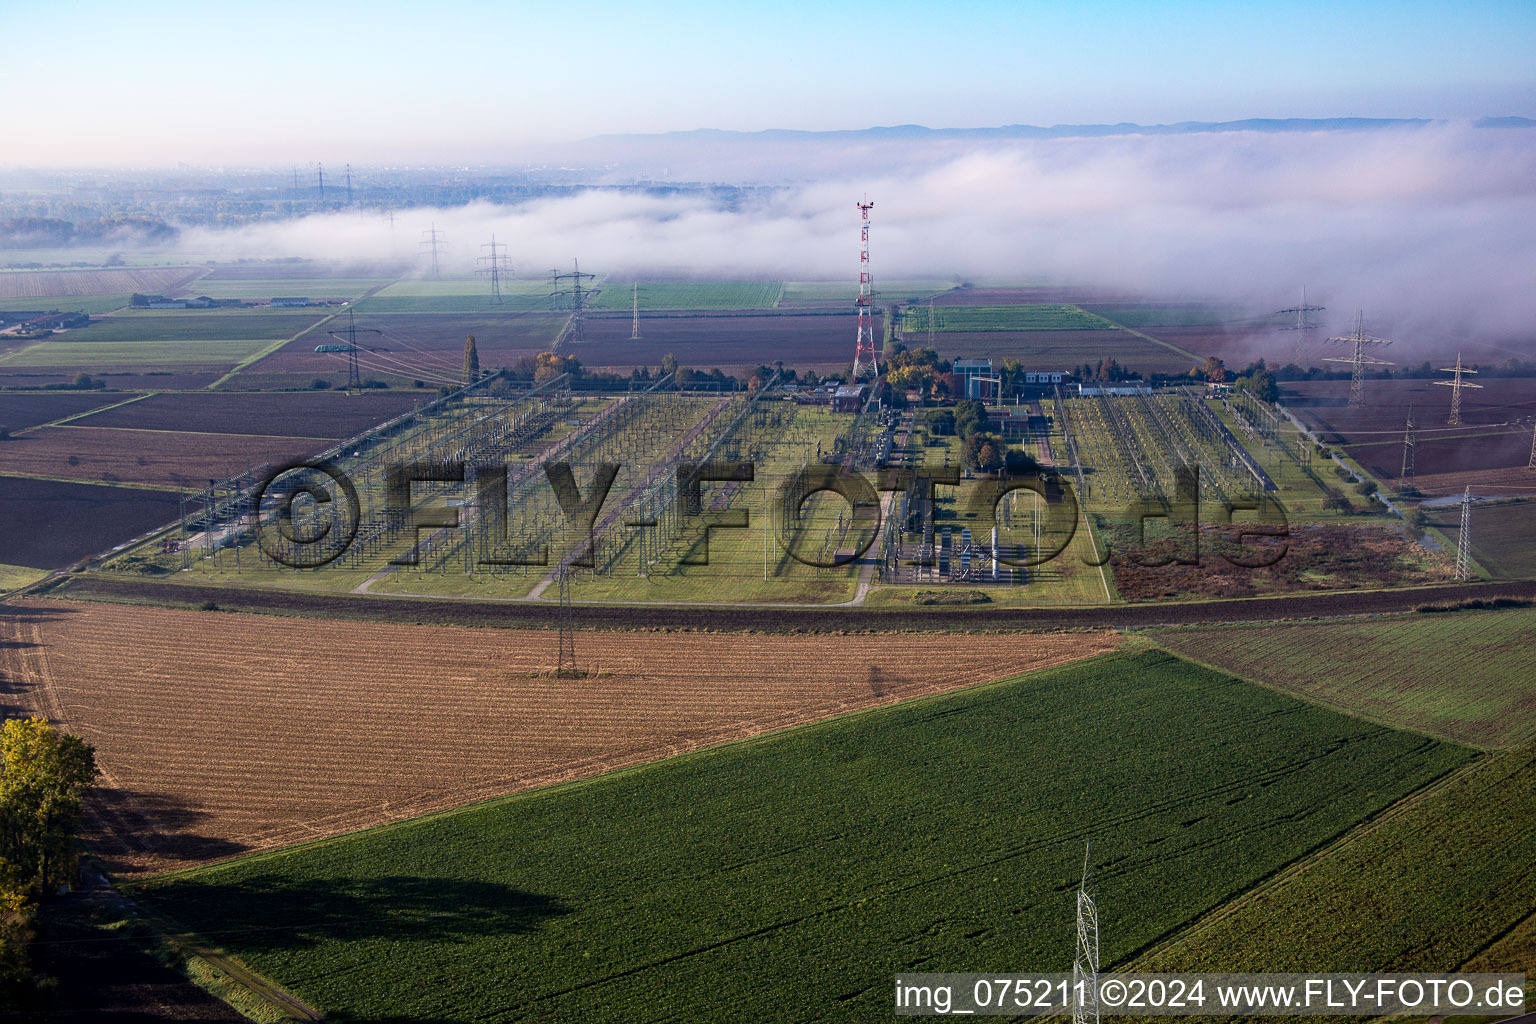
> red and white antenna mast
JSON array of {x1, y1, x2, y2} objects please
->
[{"x1": 853, "y1": 199, "x2": 880, "y2": 380}]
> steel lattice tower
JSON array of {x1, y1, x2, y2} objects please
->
[
  {"x1": 479, "y1": 234, "x2": 512, "y2": 303},
  {"x1": 852, "y1": 200, "x2": 879, "y2": 380},
  {"x1": 1324, "y1": 311, "x2": 1394, "y2": 407},
  {"x1": 1528, "y1": 419, "x2": 1536, "y2": 471},
  {"x1": 1400, "y1": 406, "x2": 1416, "y2": 483},
  {"x1": 1273, "y1": 285, "x2": 1326, "y2": 363},
  {"x1": 631, "y1": 282, "x2": 641, "y2": 340},
  {"x1": 1456, "y1": 486, "x2": 1473, "y2": 581},
  {"x1": 556, "y1": 564, "x2": 577, "y2": 677},
  {"x1": 421, "y1": 223, "x2": 444, "y2": 278},
  {"x1": 1434, "y1": 351, "x2": 1482, "y2": 426},
  {"x1": 327, "y1": 309, "x2": 382, "y2": 391},
  {"x1": 1072, "y1": 841, "x2": 1100, "y2": 1024}
]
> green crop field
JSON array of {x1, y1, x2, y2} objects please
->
[
  {"x1": 901, "y1": 304, "x2": 1117, "y2": 333},
  {"x1": 1428, "y1": 499, "x2": 1536, "y2": 579},
  {"x1": 355, "y1": 278, "x2": 552, "y2": 312},
  {"x1": 589, "y1": 281, "x2": 782, "y2": 310},
  {"x1": 1141, "y1": 744, "x2": 1536, "y2": 977},
  {"x1": 0, "y1": 294, "x2": 133, "y2": 315},
  {"x1": 128, "y1": 650, "x2": 1468, "y2": 1023},
  {"x1": 0, "y1": 338, "x2": 274, "y2": 369},
  {"x1": 1154, "y1": 607, "x2": 1536, "y2": 748},
  {"x1": 59, "y1": 310, "x2": 327, "y2": 343}
]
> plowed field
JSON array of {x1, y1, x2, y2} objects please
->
[{"x1": 0, "y1": 598, "x2": 1118, "y2": 877}]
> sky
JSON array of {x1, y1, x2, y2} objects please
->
[{"x1": 4, "y1": 0, "x2": 1535, "y2": 165}]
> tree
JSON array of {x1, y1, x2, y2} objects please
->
[
  {"x1": 0, "y1": 427, "x2": 9, "y2": 442},
  {"x1": 1202, "y1": 356, "x2": 1227, "y2": 383},
  {"x1": 962, "y1": 432, "x2": 1008, "y2": 472},
  {"x1": 534, "y1": 351, "x2": 580, "y2": 383},
  {"x1": 661, "y1": 353, "x2": 679, "y2": 379},
  {"x1": 0, "y1": 718, "x2": 97, "y2": 894},
  {"x1": 920, "y1": 409, "x2": 955, "y2": 436},
  {"x1": 954, "y1": 399, "x2": 989, "y2": 439},
  {"x1": 1322, "y1": 486, "x2": 1352, "y2": 513},
  {"x1": 462, "y1": 334, "x2": 480, "y2": 385}
]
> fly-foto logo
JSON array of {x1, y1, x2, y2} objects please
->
[{"x1": 251, "y1": 460, "x2": 1289, "y2": 572}]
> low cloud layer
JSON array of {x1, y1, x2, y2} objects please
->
[{"x1": 183, "y1": 124, "x2": 1536, "y2": 360}]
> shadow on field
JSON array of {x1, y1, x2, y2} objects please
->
[
  {"x1": 87, "y1": 787, "x2": 251, "y2": 872},
  {"x1": 145, "y1": 874, "x2": 571, "y2": 951}
]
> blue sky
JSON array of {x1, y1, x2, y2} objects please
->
[{"x1": 6, "y1": 0, "x2": 1534, "y2": 164}]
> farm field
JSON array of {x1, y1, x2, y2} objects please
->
[
  {"x1": 57, "y1": 309, "x2": 329, "y2": 343},
  {"x1": 121, "y1": 649, "x2": 1471, "y2": 1023},
  {"x1": 900, "y1": 303, "x2": 1116, "y2": 332},
  {"x1": 0, "y1": 426, "x2": 334, "y2": 488},
  {"x1": 778, "y1": 280, "x2": 951, "y2": 306},
  {"x1": 1154, "y1": 606, "x2": 1536, "y2": 747},
  {"x1": 0, "y1": 391, "x2": 123, "y2": 431},
  {"x1": 589, "y1": 280, "x2": 781, "y2": 310},
  {"x1": 1427, "y1": 499, "x2": 1536, "y2": 579},
  {"x1": 181, "y1": 278, "x2": 389, "y2": 301},
  {"x1": 1140, "y1": 745, "x2": 1536, "y2": 977},
  {"x1": 0, "y1": 338, "x2": 276, "y2": 370},
  {"x1": 0, "y1": 294, "x2": 133, "y2": 315},
  {"x1": 577, "y1": 312, "x2": 873, "y2": 371},
  {"x1": 910, "y1": 328, "x2": 1193, "y2": 373},
  {"x1": 0, "y1": 475, "x2": 182, "y2": 569},
  {"x1": 71, "y1": 390, "x2": 424, "y2": 438},
  {"x1": 1077, "y1": 302, "x2": 1243, "y2": 328},
  {"x1": 0, "y1": 563, "x2": 48, "y2": 591},
  {"x1": 0, "y1": 597, "x2": 1122, "y2": 876},
  {"x1": 232, "y1": 310, "x2": 566, "y2": 388},
  {"x1": 353, "y1": 278, "x2": 551, "y2": 313},
  {"x1": 0, "y1": 370, "x2": 222, "y2": 390},
  {"x1": 0, "y1": 266, "x2": 205, "y2": 298}
]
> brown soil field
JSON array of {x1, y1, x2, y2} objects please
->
[
  {"x1": 0, "y1": 392, "x2": 122, "y2": 431},
  {"x1": 0, "y1": 426, "x2": 333, "y2": 488},
  {"x1": 577, "y1": 312, "x2": 876, "y2": 373},
  {"x1": 1413, "y1": 465, "x2": 1536, "y2": 498},
  {"x1": 916, "y1": 328, "x2": 1194, "y2": 373},
  {"x1": 0, "y1": 267, "x2": 205, "y2": 299},
  {"x1": 73, "y1": 390, "x2": 423, "y2": 438},
  {"x1": 1287, "y1": 378, "x2": 1536, "y2": 485},
  {"x1": 0, "y1": 475, "x2": 182, "y2": 570},
  {"x1": 1287, "y1": 378, "x2": 1536, "y2": 439},
  {"x1": 0, "y1": 371, "x2": 223, "y2": 390},
  {"x1": 930, "y1": 286, "x2": 1129, "y2": 305},
  {"x1": 0, "y1": 598, "x2": 1121, "y2": 877},
  {"x1": 232, "y1": 311, "x2": 564, "y2": 388}
]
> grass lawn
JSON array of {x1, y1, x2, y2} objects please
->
[{"x1": 129, "y1": 650, "x2": 1470, "y2": 1023}]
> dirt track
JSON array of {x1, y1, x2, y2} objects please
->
[{"x1": 0, "y1": 598, "x2": 1118, "y2": 878}]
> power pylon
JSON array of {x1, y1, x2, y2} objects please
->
[
  {"x1": 556, "y1": 564, "x2": 577, "y2": 677},
  {"x1": 631, "y1": 282, "x2": 641, "y2": 340},
  {"x1": 317, "y1": 162, "x2": 325, "y2": 199},
  {"x1": 345, "y1": 163, "x2": 353, "y2": 205},
  {"x1": 1273, "y1": 285, "x2": 1326, "y2": 363},
  {"x1": 327, "y1": 309, "x2": 382, "y2": 391},
  {"x1": 1324, "y1": 311, "x2": 1394, "y2": 407},
  {"x1": 550, "y1": 259, "x2": 596, "y2": 345},
  {"x1": 1456, "y1": 486, "x2": 1473, "y2": 581},
  {"x1": 1073, "y1": 840, "x2": 1100, "y2": 1024},
  {"x1": 1434, "y1": 351, "x2": 1482, "y2": 426},
  {"x1": 478, "y1": 234, "x2": 513, "y2": 303},
  {"x1": 420, "y1": 223, "x2": 445, "y2": 279},
  {"x1": 1400, "y1": 406, "x2": 1416, "y2": 484},
  {"x1": 852, "y1": 199, "x2": 880, "y2": 380},
  {"x1": 1528, "y1": 418, "x2": 1536, "y2": 471},
  {"x1": 927, "y1": 298, "x2": 936, "y2": 349}
]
